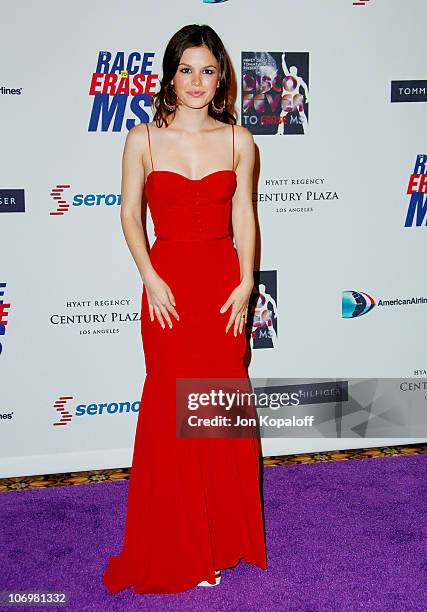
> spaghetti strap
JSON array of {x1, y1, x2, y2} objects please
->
[
  {"x1": 231, "y1": 124, "x2": 235, "y2": 171},
  {"x1": 145, "y1": 123, "x2": 154, "y2": 171}
]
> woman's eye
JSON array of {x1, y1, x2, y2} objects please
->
[{"x1": 179, "y1": 68, "x2": 215, "y2": 75}]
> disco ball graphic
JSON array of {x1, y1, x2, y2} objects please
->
[
  {"x1": 342, "y1": 291, "x2": 375, "y2": 318},
  {"x1": 251, "y1": 52, "x2": 278, "y2": 94}
]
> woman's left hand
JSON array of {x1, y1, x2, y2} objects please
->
[{"x1": 219, "y1": 279, "x2": 254, "y2": 336}]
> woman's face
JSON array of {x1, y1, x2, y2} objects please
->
[{"x1": 172, "y1": 45, "x2": 220, "y2": 110}]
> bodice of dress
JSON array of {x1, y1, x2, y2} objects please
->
[{"x1": 145, "y1": 169, "x2": 237, "y2": 241}]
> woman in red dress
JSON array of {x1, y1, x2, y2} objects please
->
[{"x1": 103, "y1": 23, "x2": 267, "y2": 594}]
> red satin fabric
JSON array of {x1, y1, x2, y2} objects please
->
[{"x1": 102, "y1": 126, "x2": 268, "y2": 594}]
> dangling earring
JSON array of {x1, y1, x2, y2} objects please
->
[
  {"x1": 211, "y1": 98, "x2": 226, "y2": 113},
  {"x1": 164, "y1": 82, "x2": 177, "y2": 112},
  {"x1": 211, "y1": 81, "x2": 225, "y2": 113},
  {"x1": 211, "y1": 83, "x2": 224, "y2": 113}
]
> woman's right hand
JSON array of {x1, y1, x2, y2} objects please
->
[{"x1": 143, "y1": 269, "x2": 179, "y2": 329}]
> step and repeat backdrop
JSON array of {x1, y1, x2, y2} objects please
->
[{"x1": 1, "y1": 0, "x2": 426, "y2": 477}]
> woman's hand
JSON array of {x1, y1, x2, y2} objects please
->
[
  {"x1": 143, "y1": 269, "x2": 179, "y2": 329},
  {"x1": 219, "y1": 278, "x2": 254, "y2": 336}
]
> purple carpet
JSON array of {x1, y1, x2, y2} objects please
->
[{"x1": 1, "y1": 455, "x2": 426, "y2": 611}]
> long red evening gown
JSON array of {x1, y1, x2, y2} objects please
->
[{"x1": 102, "y1": 122, "x2": 267, "y2": 594}]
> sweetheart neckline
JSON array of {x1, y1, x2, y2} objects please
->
[{"x1": 145, "y1": 169, "x2": 236, "y2": 185}]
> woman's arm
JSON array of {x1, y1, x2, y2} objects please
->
[
  {"x1": 119, "y1": 125, "x2": 155, "y2": 282},
  {"x1": 231, "y1": 126, "x2": 256, "y2": 286},
  {"x1": 219, "y1": 126, "x2": 256, "y2": 336},
  {"x1": 120, "y1": 125, "x2": 179, "y2": 329}
]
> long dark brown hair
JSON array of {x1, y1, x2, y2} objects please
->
[{"x1": 152, "y1": 24, "x2": 236, "y2": 127}]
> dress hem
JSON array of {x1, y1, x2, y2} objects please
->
[{"x1": 103, "y1": 552, "x2": 268, "y2": 595}]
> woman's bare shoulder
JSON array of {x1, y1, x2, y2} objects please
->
[
  {"x1": 233, "y1": 124, "x2": 254, "y2": 141},
  {"x1": 128, "y1": 121, "x2": 152, "y2": 140},
  {"x1": 124, "y1": 122, "x2": 145, "y2": 147},
  {"x1": 123, "y1": 122, "x2": 155, "y2": 161},
  {"x1": 214, "y1": 122, "x2": 253, "y2": 145},
  {"x1": 233, "y1": 124, "x2": 255, "y2": 155}
]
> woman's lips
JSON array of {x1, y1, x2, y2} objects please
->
[{"x1": 187, "y1": 91, "x2": 205, "y2": 97}]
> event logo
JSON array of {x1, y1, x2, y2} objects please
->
[
  {"x1": 342, "y1": 290, "x2": 427, "y2": 317},
  {"x1": 405, "y1": 154, "x2": 427, "y2": 227},
  {"x1": 0, "y1": 282, "x2": 10, "y2": 356},
  {"x1": 260, "y1": 174, "x2": 339, "y2": 216},
  {"x1": 53, "y1": 395, "x2": 140, "y2": 426},
  {"x1": 88, "y1": 51, "x2": 157, "y2": 132},
  {"x1": 49, "y1": 298, "x2": 139, "y2": 336},
  {"x1": 391, "y1": 80, "x2": 427, "y2": 103},
  {"x1": 0, "y1": 85, "x2": 22, "y2": 96},
  {"x1": 49, "y1": 184, "x2": 121, "y2": 215},
  {"x1": 0, "y1": 189, "x2": 25, "y2": 213},
  {"x1": 250, "y1": 271, "x2": 278, "y2": 349},
  {"x1": 242, "y1": 52, "x2": 309, "y2": 135},
  {"x1": 342, "y1": 291, "x2": 375, "y2": 318},
  {"x1": 352, "y1": 0, "x2": 371, "y2": 6},
  {"x1": 413, "y1": 368, "x2": 427, "y2": 376}
]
